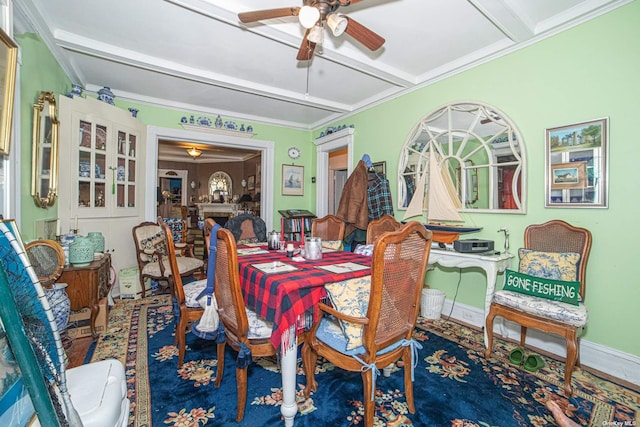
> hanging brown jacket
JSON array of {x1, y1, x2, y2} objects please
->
[{"x1": 336, "y1": 160, "x2": 369, "y2": 235}]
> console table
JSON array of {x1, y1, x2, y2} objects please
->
[
  {"x1": 58, "y1": 254, "x2": 112, "y2": 339},
  {"x1": 428, "y1": 249, "x2": 514, "y2": 346}
]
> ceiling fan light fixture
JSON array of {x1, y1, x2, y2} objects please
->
[
  {"x1": 298, "y1": 5, "x2": 320, "y2": 29},
  {"x1": 187, "y1": 147, "x2": 202, "y2": 159},
  {"x1": 326, "y1": 13, "x2": 347, "y2": 36},
  {"x1": 308, "y1": 24, "x2": 324, "y2": 44}
]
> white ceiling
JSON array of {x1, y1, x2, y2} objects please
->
[{"x1": 14, "y1": 0, "x2": 629, "y2": 131}]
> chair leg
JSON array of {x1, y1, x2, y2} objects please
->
[
  {"x1": 520, "y1": 326, "x2": 528, "y2": 348},
  {"x1": 484, "y1": 308, "x2": 496, "y2": 358},
  {"x1": 301, "y1": 343, "x2": 318, "y2": 397},
  {"x1": 215, "y1": 342, "x2": 225, "y2": 388},
  {"x1": 361, "y1": 370, "x2": 374, "y2": 427},
  {"x1": 402, "y1": 347, "x2": 416, "y2": 414},
  {"x1": 177, "y1": 316, "x2": 187, "y2": 368},
  {"x1": 563, "y1": 332, "x2": 578, "y2": 397},
  {"x1": 236, "y1": 366, "x2": 248, "y2": 422}
]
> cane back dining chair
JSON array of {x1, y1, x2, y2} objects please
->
[
  {"x1": 302, "y1": 221, "x2": 432, "y2": 427},
  {"x1": 311, "y1": 214, "x2": 346, "y2": 251},
  {"x1": 366, "y1": 214, "x2": 402, "y2": 244},
  {"x1": 212, "y1": 226, "x2": 281, "y2": 422},
  {"x1": 484, "y1": 219, "x2": 592, "y2": 396},
  {"x1": 223, "y1": 213, "x2": 267, "y2": 244},
  {"x1": 160, "y1": 221, "x2": 207, "y2": 368},
  {"x1": 132, "y1": 220, "x2": 204, "y2": 298}
]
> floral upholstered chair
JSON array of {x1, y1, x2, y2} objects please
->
[
  {"x1": 132, "y1": 220, "x2": 204, "y2": 298},
  {"x1": 484, "y1": 219, "x2": 592, "y2": 396}
]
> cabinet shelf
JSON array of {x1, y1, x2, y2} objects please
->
[{"x1": 179, "y1": 123, "x2": 256, "y2": 138}]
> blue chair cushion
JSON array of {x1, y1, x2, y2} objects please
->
[{"x1": 314, "y1": 316, "x2": 404, "y2": 356}]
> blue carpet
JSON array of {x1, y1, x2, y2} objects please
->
[{"x1": 104, "y1": 298, "x2": 639, "y2": 426}]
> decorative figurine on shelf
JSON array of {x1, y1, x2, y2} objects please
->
[
  {"x1": 498, "y1": 227, "x2": 510, "y2": 254},
  {"x1": 66, "y1": 83, "x2": 84, "y2": 98},
  {"x1": 97, "y1": 86, "x2": 115, "y2": 105},
  {"x1": 215, "y1": 115, "x2": 223, "y2": 128},
  {"x1": 128, "y1": 108, "x2": 139, "y2": 118}
]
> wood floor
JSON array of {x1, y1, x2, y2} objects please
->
[{"x1": 65, "y1": 335, "x2": 95, "y2": 368}]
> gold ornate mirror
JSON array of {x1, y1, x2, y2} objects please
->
[{"x1": 31, "y1": 91, "x2": 60, "y2": 208}]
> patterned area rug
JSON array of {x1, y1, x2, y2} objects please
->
[{"x1": 91, "y1": 296, "x2": 639, "y2": 426}]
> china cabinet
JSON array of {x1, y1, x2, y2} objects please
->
[
  {"x1": 59, "y1": 96, "x2": 141, "y2": 217},
  {"x1": 58, "y1": 96, "x2": 146, "y2": 275}
]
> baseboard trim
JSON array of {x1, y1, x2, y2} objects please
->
[{"x1": 440, "y1": 299, "x2": 640, "y2": 387}]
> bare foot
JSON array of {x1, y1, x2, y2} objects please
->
[{"x1": 546, "y1": 400, "x2": 580, "y2": 427}]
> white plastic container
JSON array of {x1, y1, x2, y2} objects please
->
[{"x1": 421, "y1": 289, "x2": 446, "y2": 320}]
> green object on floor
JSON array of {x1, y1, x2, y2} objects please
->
[
  {"x1": 524, "y1": 354, "x2": 545, "y2": 372},
  {"x1": 509, "y1": 347, "x2": 526, "y2": 365}
]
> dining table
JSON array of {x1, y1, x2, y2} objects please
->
[{"x1": 236, "y1": 244, "x2": 372, "y2": 426}]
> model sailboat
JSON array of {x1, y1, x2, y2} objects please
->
[{"x1": 403, "y1": 150, "x2": 481, "y2": 243}]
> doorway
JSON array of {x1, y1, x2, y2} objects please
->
[
  {"x1": 146, "y1": 126, "x2": 276, "y2": 231},
  {"x1": 315, "y1": 128, "x2": 354, "y2": 217}
]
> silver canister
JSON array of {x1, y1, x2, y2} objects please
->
[{"x1": 305, "y1": 237, "x2": 322, "y2": 260}]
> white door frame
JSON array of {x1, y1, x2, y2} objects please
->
[
  {"x1": 314, "y1": 128, "x2": 354, "y2": 217},
  {"x1": 146, "y1": 126, "x2": 275, "y2": 231}
]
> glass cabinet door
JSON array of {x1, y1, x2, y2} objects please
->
[
  {"x1": 114, "y1": 130, "x2": 137, "y2": 210},
  {"x1": 74, "y1": 118, "x2": 140, "y2": 216},
  {"x1": 77, "y1": 120, "x2": 108, "y2": 212}
]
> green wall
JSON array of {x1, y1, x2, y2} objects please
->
[
  {"x1": 17, "y1": 33, "x2": 70, "y2": 239},
  {"x1": 15, "y1": 1, "x2": 640, "y2": 357},
  {"x1": 324, "y1": 2, "x2": 640, "y2": 356}
]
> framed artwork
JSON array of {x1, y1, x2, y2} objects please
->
[
  {"x1": 545, "y1": 118, "x2": 608, "y2": 208},
  {"x1": 247, "y1": 175, "x2": 255, "y2": 191},
  {"x1": 282, "y1": 164, "x2": 304, "y2": 196},
  {"x1": 372, "y1": 161, "x2": 386, "y2": 175},
  {"x1": 0, "y1": 28, "x2": 18, "y2": 155},
  {"x1": 550, "y1": 161, "x2": 587, "y2": 189}
]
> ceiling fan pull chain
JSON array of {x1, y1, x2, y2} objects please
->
[{"x1": 305, "y1": 60, "x2": 311, "y2": 99}]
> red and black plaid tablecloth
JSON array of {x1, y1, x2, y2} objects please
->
[{"x1": 238, "y1": 248, "x2": 372, "y2": 348}]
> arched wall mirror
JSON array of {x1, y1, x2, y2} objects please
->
[
  {"x1": 31, "y1": 91, "x2": 60, "y2": 209},
  {"x1": 208, "y1": 171, "x2": 233, "y2": 202},
  {"x1": 397, "y1": 102, "x2": 526, "y2": 217}
]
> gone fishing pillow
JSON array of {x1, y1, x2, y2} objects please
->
[
  {"x1": 503, "y1": 269, "x2": 580, "y2": 305},
  {"x1": 502, "y1": 248, "x2": 582, "y2": 305}
]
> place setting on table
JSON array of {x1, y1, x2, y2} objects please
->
[{"x1": 234, "y1": 236, "x2": 372, "y2": 345}]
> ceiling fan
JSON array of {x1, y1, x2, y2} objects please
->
[{"x1": 238, "y1": 0, "x2": 385, "y2": 61}]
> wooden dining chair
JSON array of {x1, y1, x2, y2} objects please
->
[
  {"x1": 485, "y1": 219, "x2": 592, "y2": 396},
  {"x1": 160, "y1": 221, "x2": 207, "y2": 368},
  {"x1": 212, "y1": 227, "x2": 278, "y2": 422},
  {"x1": 132, "y1": 219, "x2": 204, "y2": 297},
  {"x1": 223, "y1": 213, "x2": 267, "y2": 244},
  {"x1": 366, "y1": 214, "x2": 401, "y2": 244},
  {"x1": 311, "y1": 214, "x2": 345, "y2": 247},
  {"x1": 302, "y1": 221, "x2": 432, "y2": 427}
]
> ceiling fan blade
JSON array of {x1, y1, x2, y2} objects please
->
[
  {"x1": 344, "y1": 16, "x2": 385, "y2": 51},
  {"x1": 296, "y1": 29, "x2": 316, "y2": 61},
  {"x1": 238, "y1": 7, "x2": 299, "y2": 23},
  {"x1": 341, "y1": 0, "x2": 365, "y2": 4}
]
